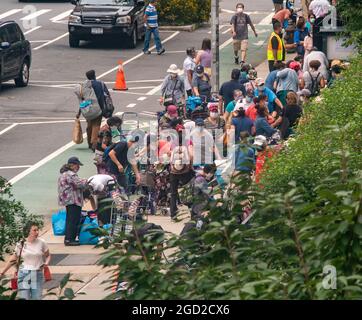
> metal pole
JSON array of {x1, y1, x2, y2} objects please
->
[{"x1": 211, "y1": 0, "x2": 219, "y2": 93}]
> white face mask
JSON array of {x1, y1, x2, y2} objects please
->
[
  {"x1": 237, "y1": 8, "x2": 243, "y2": 13},
  {"x1": 246, "y1": 96, "x2": 253, "y2": 103},
  {"x1": 210, "y1": 112, "x2": 219, "y2": 119}
]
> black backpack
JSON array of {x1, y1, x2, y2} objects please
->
[{"x1": 308, "y1": 71, "x2": 321, "y2": 97}]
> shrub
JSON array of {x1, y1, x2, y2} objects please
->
[
  {"x1": 157, "y1": 0, "x2": 211, "y2": 26},
  {"x1": 259, "y1": 54, "x2": 362, "y2": 199}
]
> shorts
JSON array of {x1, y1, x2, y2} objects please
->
[{"x1": 233, "y1": 39, "x2": 248, "y2": 52}]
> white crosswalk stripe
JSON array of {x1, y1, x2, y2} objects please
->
[
  {"x1": 50, "y1": 10, "x2": 72, "y2": 22},
  {"x1": 0, "y1": 9, "x2": 22, "y2": 20},
  {"x1": 21, "y1": 9, "x2": 52, "y2": 21}
]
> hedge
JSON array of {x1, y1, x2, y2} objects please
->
[
  {"x1": 156, "y1": 0, "x2": 211, "y2": 26},
  {"x1": 259, "y1": 54, "x2": 362, "y2": 198}
]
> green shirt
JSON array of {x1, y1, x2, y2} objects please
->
[{"x1": 226, "y1": 101, "x2": 236, "y2": 113}]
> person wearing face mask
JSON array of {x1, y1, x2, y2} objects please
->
[
  {"x1": 205, "y1": 105, "x2": 226, "y2": 131},
  {"x1": 267, "y1": 21, "x2": 293, "y2": 72},
  {"x1": 234, "y1": 88, "x2": 256, "y2": 112},
  {"x1": 254, "y1": 78, "x2": 284, "y2": 118},
  {"x1": 161, "y1": 64, "x2": 185, "y2": 108},
  {"x1": 230, "y1": 3, "x2": 258, "y2": 65},
  {"x1": 192, "y1": 65, "x2": 212, "y2": 101},
  {"x1": 183, "y1": 47, "x2": 197, "y2": 97},
  {"x1": 224, "y1": 89, "x2": 244, "y2": 124},
  {"x1": 58, "y1": 157, "x2": 88, "y2": 246}
]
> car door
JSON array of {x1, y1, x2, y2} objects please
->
[
  {"x1": 0, "y1": 25, "x2": 12, "y2": 80},
  {"x1": 4, "y1": 24, "x2": 22, "y2": 78},
  {"x1": 135, "y1": 1, "x2": 145, "y2": 39}
]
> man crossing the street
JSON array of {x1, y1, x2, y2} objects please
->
[
  {"x1": 230, "y1": 3, "x2": 258, "y2": 65},
  {"x1": 143, "y1": 0, "x2": 165, "y2": 55}
]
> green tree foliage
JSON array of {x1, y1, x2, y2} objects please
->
[
  {"x1": 157, "y1": 0, "x2": 211, "y2": 26},
  {"x1": 337, "y1": 0, "x2": 362, "y2": 50},
  {"x1": 0, "y1": 177, "x2": 43, "y2": 261}
]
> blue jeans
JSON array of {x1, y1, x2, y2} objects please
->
[
  {"x1": 143, "y1": 27, "x2": 162, "y2": 52},
  {"x1": 18, "y1": 269, "x2": 44, "y2": 300}
]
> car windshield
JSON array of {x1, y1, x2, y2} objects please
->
[{"x1": 80, "y1": 0, "x2": 134, "y2": 5}]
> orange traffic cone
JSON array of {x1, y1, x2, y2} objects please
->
[{"x1": 113, "y1": 60, "x2": 128, "y2": 91}]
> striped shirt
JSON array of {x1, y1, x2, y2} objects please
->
[{"x1": 145, "y1": 4, "x2": 158, "y2": 28}]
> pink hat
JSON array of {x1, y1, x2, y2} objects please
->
[
  {"x1": 167, "y1": 105, "x2": 178, "y2": 117},
  {"x1": 290, "y1": 61, "x2": 301, "y2": 71}
]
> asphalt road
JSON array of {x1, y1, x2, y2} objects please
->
[{"x1": 0, "y1": 0, "x2": 273, "y2": 182}]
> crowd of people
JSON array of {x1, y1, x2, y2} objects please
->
[{"x1": 0, "y1": 0, "x2": 350, "y2": 301}]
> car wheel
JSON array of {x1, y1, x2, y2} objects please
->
[
  {"x1": 14, "y1": 60, "x2": 30, "y2": 87},
  {"x1": 69, "y1": 35, "x2": 80, "y2": 48},
  {"x1": 128, "y1": 26, "x2": 137, "y2": 49}
]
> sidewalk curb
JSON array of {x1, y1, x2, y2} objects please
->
[{"x1": 159, "y1": 22, "x2": 209, "y2": 32}]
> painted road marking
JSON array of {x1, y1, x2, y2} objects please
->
[
  {"x1": 0, "y1": 9, "x2": 22, "y2": 20},
  {"x1": 50, "y1": 10, "x2": 72, "y2": 22},
  {"x1": 137, "y1": 97, "x2": 147, "y2": 101},
  {"x1": 129, "y1": 86, "x2": 155, "y2": 90},
  {"x1": 126, "y1": 103, "x2": 137, "y2": 108},
  {"x1": 222, "y1": 28, "x2": 231, "y2": 35},
  {"x1": 0, "y1": 124, "x2": 18, "y2": 136},
  {"x1": 23, "y1": 26, "x2": 42, "y2": 35},
  {"x1": 30, "y1": 40, "x2": 51, "y2": 43},
  {"x1": 0, "y1": 165, "x2": 32, "y2": 170},
  {"x1": 21, "y1": 9, "x2": 52, "y2": 21},
  {"x1": 98, "y1": 31, "x2": 180, "y2": 79},
  {"x1": 33, "y1": 32, "x2": 69, "y2": 51},
  {"x1": 258, "y1": 12, "x2": 274, "y2": 25}
]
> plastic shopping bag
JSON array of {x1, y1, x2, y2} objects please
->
[
  {"x1": 52, "y1": 209, "x2": 67, "y2": 236},
  {"x1": 79, "y1": 216, "x2": 99, "y2": 245}
]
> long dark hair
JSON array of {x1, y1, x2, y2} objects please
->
[
  {"x1": 235, "y1": 108, "x2": 246, "y2": 118},
  {"x1": 201, "y1": 38, "x2": 211, "y2": 51}
]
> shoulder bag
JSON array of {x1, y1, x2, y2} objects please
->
[{"x1": 11, "y1": 240, "x2": 24, "y2": 291}]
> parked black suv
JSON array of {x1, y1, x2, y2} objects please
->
[
  {"x1": 68, "y1": 0, "x2": 146, "y2": 48},
  {"x1": 0, "y1": 21, "x2": 31, "y2": 89}
]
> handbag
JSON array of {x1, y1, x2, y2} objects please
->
[
  {"x1": 11, "y1": 240, "x2": 24, "y2": 291},
  {"x1": 163, "y1": 79, "x2": 178, "y2": 107},
  {"x1": 43, "y1": 266, "x2": 52, "y2": 282},
  {"x1": 72, "y1": 118, "x2": 83, "y2": 144}
]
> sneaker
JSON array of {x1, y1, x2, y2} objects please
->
[
  {"x1": 143, "y1": 50, "x2": 151, "y2": 55},
  {"x1": 64, "y1": 240, "x2": 80, "y2": 246},
  {"x1": 157, "y1": 48, "x2": 165, "y2": 55},
  {"x1": 234, "y1": 57, "x2": 239, "y2": 65}
]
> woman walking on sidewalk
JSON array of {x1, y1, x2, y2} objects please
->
[
  {"x1": 58, "y1": 157, "x2": 88, "y2": 246},
  {"x1": 0, "y1": 222, "x2": 51, "y2": 300}
]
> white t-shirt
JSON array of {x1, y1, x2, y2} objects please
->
[
  {"x1": 183, "y1": 56, "x2": 196, "y2": 91},
  {"x1": 87, "y1": 174, "x2": 115, "y2": 193},
  {"x1": 234, "y1": 98, "x2": 253, "y2": 111},
  {"x1": 15, "y1": 238, "x2": 48, "y2": 271}
]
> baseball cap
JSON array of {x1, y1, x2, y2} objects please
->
[
  {"x1": 167, "y1": 105, "x2": 178, "y2": 117},
  {"x1": 195, "y1": 65, "x2": 204, "y2": 75},
  {"x1": 255, "y1": 78, "x2": 265, "y2": 86},
  {"x1": 195, "y1": 118, "x2": 205, "y2": 126},
  {"x1": 253, "y1": 135, "x2": 267, "y2": 147},
  {"x1": 67, "y1": 157, "x2": 83, "y2": 166}
]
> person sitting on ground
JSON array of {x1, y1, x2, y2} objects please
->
[
  {"x1": 253, "y1": 135, "x2": 273, "y2": 184},
  {"x1": 234, "y1": 87, "x2": 255, "y2": 112},
  {"x1": 265, "y1": 61, "x2": 285, "y2": 92},
  {"x1": 159, "y1": 105, "x2": 180, "y2": 130},
  {"x1": 218, "y1": 69, "x2": 246, "y2": 113},
  {"x1": 300, "y1": 60, "x2": 325, "y2": 96},
  {"x1": 246, "y1": 95, "x2": 267, "y2": 122},
  {"x1": 303, "y1": 47, "x2": 329, "y2": 81},
  {"x1": 233, "y1": 131, "x2": 256, "y2": 176},
  {"x1": 254, "y1": 78, "x2": 284, "y2": 118},
  {"x1": 192, "y1": 65, "x2": 212, "y2": 101},
  {"x1": 231, "y1": 108, "x2": 255, "y2": 141},
  {"x1": 280, "y1": 91, "x2": 303, "y2": 139},
  {"x1": 274, "y1": 62, "x2": 299, "y2": 106},
  {"x1": 223, "y1": 89, "x2": 244, "y2": 124},
  {"x1": 204, "y1": 104, "x2": 226, "y2": 131},
  {"x1": 254, "y1": 105, "x2": 278, "y2": 138}
]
